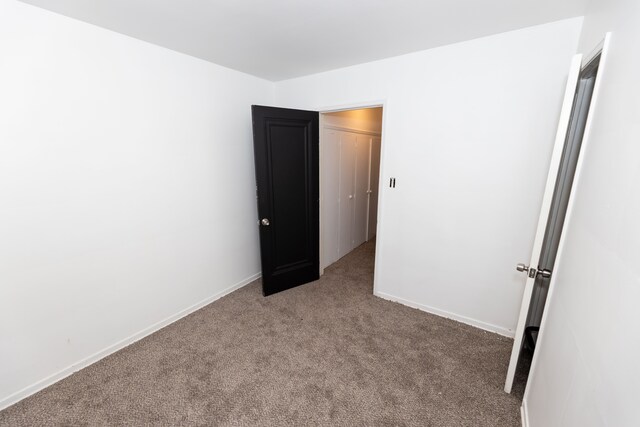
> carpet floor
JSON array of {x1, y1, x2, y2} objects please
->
[{"x1": 0, "y1": 241, "x2": 526, "y2": 426}]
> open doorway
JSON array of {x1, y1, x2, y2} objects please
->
[
  {"x1": 250, "y1": 104, "x2": 383, "y2": 296},
  {"x1": 319, "y1": 107, "x2": 383, "y2": 274}
]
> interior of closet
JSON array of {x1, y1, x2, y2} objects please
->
[{"x1": 321, "y1": 107, "x2": 383, "y2": 270}]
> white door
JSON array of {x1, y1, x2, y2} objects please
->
[
  {"x1": 504, "y1": 54, "x2": 583, "y2": 393},
  {"x1": 353, "y1": 135, "x2": 371, "y2": 247},
  {"x1": 322, "y1": 129, "x2": 341, "y2": 267},
  {"x1": 338, "y1": 132, "x2": 357, "y2": 259}
]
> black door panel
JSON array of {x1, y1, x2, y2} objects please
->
[{"x1": 251, "y1": 106, "x2": 319, "y2": 296}]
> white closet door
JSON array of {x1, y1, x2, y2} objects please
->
[
  {"x1": 322, "y1": 129, "x2": 341, "y2": 268},
  {"x1": 338, "y1": 132, "x2": 356, "y2": 259},
  {"x1": 368, "y1": 136, "x2": 381, "y2": 240},
  {"x1": 353, "y1": 135, "x2": 371, "y2": 247}
]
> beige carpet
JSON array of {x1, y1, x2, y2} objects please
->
[{"x1": 0, "y1": 241, "x2": 526, "y2": 426}]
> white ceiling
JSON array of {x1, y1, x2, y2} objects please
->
[{"x1": 20, "y1": 0, "x2": 587, "y2": 81}]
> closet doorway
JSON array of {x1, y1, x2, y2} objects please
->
[{"x1": 320, "y1": 107, "x2": 383, "y2": 273}]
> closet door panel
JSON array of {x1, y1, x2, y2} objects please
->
[
  {"x1": 322, "y1": 129, "x2": 341, "y2": 268},
  {"x1": 368, "y1": 136, "x2": 382, "y2": 240},
  {"x1": 354, "y1": 135, "x2": 371, "y2": 247},
  {"x1": 338, "y1": 132, "x2": 356, "y2": 258}
]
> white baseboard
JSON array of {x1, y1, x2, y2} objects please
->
[
  {"x1": 521, "y1": 400, "x2": 529, "y2": 427},
  {"x1": 0, "y1": 272, "x2": 261, "y2": 411},
  {"x1": 374, "y1": 291, "x2": 514, "y2": 338}
]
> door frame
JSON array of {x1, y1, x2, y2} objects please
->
[
  {"x1": 318, "y1": 100, "x2": 387, "y2": 287},
  {"x1": 521, "y1": 33, "x2": 611, "y2": 414}
]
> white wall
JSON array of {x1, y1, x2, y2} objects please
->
[
  {"x1": 524, "y1": 1, "x2": 640, "y2": 425},
  {"x1": 0, "y1": 0, "x2": 593, "y2": 411},
  {"x1": 276, "y1": 18, "x2": 584, "y2": 336},
  {"x1": 0, "y1": 0, "x2": 273, "y2": 407}
]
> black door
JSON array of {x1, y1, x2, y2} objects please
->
[{"x1": 251, "y1": 105, "x2": 319, "y2": 296}]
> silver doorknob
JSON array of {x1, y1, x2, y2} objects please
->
[
  {"x1": 261, "y1": 218, "x2": 270, "y2": 226},
  {"x1": 517, "y1": 263, "x2": 551, "y2": 279},
  {"x1": 517, "y1": 263, "x2": 537, "y2": 278}
]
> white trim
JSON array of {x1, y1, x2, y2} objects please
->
[
  {"x1": 319, "y1": 113, "x2": 326, "y2": 276},
  {"x1": 371, "y1": 102, "x2": 388, "y2": 296},
  {"x1": 521, "y1": 400, "x2": 530, "y2": 427},
  {"x1": 374, "y1": 290, "x2": 514, "y2": 337},
  {"x1": 323, "y1": 125, "x2": 381, "y2": 137},
  {"x1": 0, "y1": 272, "x2": 261, "y2": 411},
  {"x1": 583, "y1": 37, "x2": 606, "y2": 67},
  {"x1": 523, "y1": 33, "x2": 612, "y2": 405}
]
